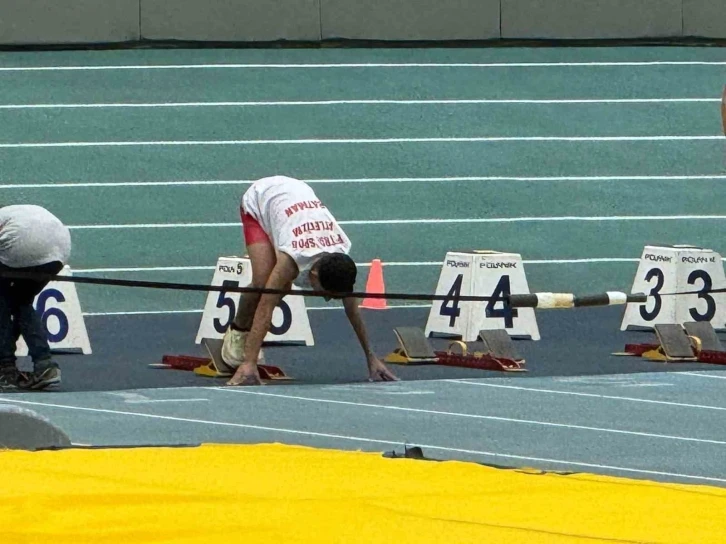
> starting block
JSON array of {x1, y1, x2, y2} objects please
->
[
  {"x1": 156, "y1": 338, "x2": 292, "y2": 381},
  {"x1": 614, "y1": 322, "x2": 726, "y2": 364},
  {"x1": 384, "y1": 327, "x2": 526, "y2": 372}
]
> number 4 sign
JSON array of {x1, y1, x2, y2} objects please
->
[
  {"x1": 425, "y1": 250, "x2": 540, "y2": 341},
  {"x1": 16, "y1": 266, "x2": 92, "y2": 356},
  {"x1": 621, "y1": 245, "x2": 726, "y2": 330},
  {"x1": 195, "y1": 256, "x2": 314, "y2": 345}
]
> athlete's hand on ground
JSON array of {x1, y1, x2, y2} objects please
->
[
  {"x1": 367, "y1": 357, "x2": 399, "y2": 382},
  {"x1": 226, "y1": 363, "x2": 263, "y2": 386}
]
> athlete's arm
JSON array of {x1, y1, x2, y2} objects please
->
[
  {"x1": 342, "y1": 297, "x2": 398, "y2": 382},
  {"x1": 342, "y1": 297, "x2": 377, "y2": 360},
  {"x1": 243, "y1": 254, "x2": 298, "y2": 367}
]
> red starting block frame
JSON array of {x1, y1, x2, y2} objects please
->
[
  {"x1": 157, "y1": 353, "x2": 291, "y2": 380},
  {"x1": 155, "y1": 339, "x2": 292, "y2": 381},
  {"x1": 434, "y1": 350, "x2": 526, "y2": 372},
  {"x1": 616, "y1": 322, "x2": 726, "y2": 365},
  {"x1": 622, "y1": 343, "x2": 661, "y2": 357},
  {"x1": 435, "y1": 339, "x2": 526, "y2": 372}
]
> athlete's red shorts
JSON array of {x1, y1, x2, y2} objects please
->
[{"x1": 240, "y1": 208, "x2": 270, "y2": 245}]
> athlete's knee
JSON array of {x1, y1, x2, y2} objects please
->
[{"x1": 249, "y1": 273, "x2": 270, "y2": 289}]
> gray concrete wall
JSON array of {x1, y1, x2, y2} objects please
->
[
  {"x1": 501, "y1": 0, "x2": 683, "y2": 39},
  {"x1": 320, "y1": 0, "x2": 500, "y2": 41},
  {"x1": 140, "y1": 0, "x2": 321, "y2": 42},
  {"x1": 0, "y1": 0, "x2": 140, "y2": 44},
  {"x1": 683, "y1": 0, "x2": 726, "y2": 38},
  {"x1": 0, "y1": 0, "x2": 725, "y2": 45}
]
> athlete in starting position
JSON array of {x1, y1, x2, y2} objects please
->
[{"x1": 221, "y1": 175, "x2": 399, "y2": 386}]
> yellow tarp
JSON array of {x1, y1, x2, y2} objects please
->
[{"x1": 2, "y1": 443, "x2": 725, "y2": 543}]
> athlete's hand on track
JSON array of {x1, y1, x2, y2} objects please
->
[
  {"x1": 226, "y1": 363, "x2": 263, "y2": 386},
  {"x1": 367, "y1": 356, "x2": 399, "y2": 382}
]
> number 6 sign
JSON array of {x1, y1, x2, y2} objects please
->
[
  {"x1": 16, "y1": 266, "x2": 92, "y2": 356},
  {"x1": 195, "y1": 256, "x2": 314, "y2": 346}
]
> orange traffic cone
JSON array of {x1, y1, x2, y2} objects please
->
[{"x1": 360, "y1": 259, "x2": 387, "y2": 309}]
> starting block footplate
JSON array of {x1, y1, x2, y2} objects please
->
[{"x1": 384, "y1": 327, "x2": 438, "y2": 365}]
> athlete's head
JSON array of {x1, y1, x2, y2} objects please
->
[{"x1": 310, "y1": 253, "x2": 357, "y2": 297}]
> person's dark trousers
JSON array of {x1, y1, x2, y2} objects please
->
[{"x1": 0, "y1": 261, "x2": 63, "y2": 373}]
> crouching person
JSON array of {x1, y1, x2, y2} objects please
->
[{"x1": 0, "y1": 205, "x2": 71, "y2": 390}]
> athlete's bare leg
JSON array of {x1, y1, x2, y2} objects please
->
[{"x1": 232, "y1": 241, "x2": 276, "y2": 331}]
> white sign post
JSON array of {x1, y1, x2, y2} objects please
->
[
  {"x1": 16, "y1": 265, "x2": 92, "y2": 356},
  {"x1": 621, "y1": 245, "x2": 726, "y2": 330},
  {"x1": 425, "y1": 250, "x2": 540, "y2": 341},
  {"x1": 195, "y1": 256, "x2": 314, "y2": 345}
]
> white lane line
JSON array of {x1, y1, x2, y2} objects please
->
[
  {"x1": 0, "y1": 98, "x2": 719, "y2": 109},
  {"x1": 82, "y1": 309, "x2": 203, "y2": 316},
  {"x1": 73, "y1": 259, "x2": 638, "y2": 273},
  {"x1": 1, "y1": 61, "x2": 725, "y2": 71},
  {"x1": 0, "y1": 135, "x2": 722, "y2": 148},
  {"x1": 525, "y1": 258, "x2": 641, "y2": 263},
  {"x1": 127, "y1": 399, "x2": 209, "y2": 404},
  {"x1": 2, "y1": 396, "x2": 725, "y2": 485},
  {"x1": 3, "y1": 175, "x2": 725, "y2": 189},
  {"x1": 64, "y1": 216, "x2": 726, "y2": 230},
  {"x1": 679, "y1": 372, "x2": 726, "y2": 380},
  {"x1": 107, "y1": 391, "x2": 209, "y2": 404},
  {"x1": 80, "y1": 305, "x2": 433, "y2": 316},
  {"x1": 72, "y1": 258, "x2": 640, "y2": 274},
  {"x1": 212, "y1": 388, "x2": 726, "y2": 446},
  {"x1": 75, "y1": 265, "x2": 215, "y2": 273},
  {"x1": 445, "y1": 380, "x2": 726, "y2": 412},
  {"x1": 73, "y1": 261, "x2": 439, "y2": 273}
]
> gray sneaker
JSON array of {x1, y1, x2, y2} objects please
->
[
  {"x1": 0, "y1": 366, "x2": 22, "y2": 390},
  {"x1": 19, "y1": 361, "x2": 61, "y2": 391}
]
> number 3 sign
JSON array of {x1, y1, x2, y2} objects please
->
[
  {"x1": 621, "y1": 245, "x2": 726, "y2": 330},
  {"x1": 195, "y1": 256, "x2": 314, "y2": 346}
]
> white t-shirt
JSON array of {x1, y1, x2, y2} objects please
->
[
  {"x1": 0, "y1": 205, "x2": 71, "y2": 268},
  {"x1": 241, "y1": 176, "x2": 352, "y2": 286}
]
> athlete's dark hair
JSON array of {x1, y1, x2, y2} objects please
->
[{"x1": 316, "y1": 253, "x2": 357, "y2": 294}]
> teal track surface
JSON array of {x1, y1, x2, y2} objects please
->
[{"x1": 1, "y1": 46, "x2": 726, "y2": 487}]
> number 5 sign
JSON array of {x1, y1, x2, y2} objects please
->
[
  {"x1": 16, "y1": 266, "x2": 92, "y2": 356},
  {"x1": 621, "y1": 245, "x2": 726, "y2": 330},
  {"x1": 195, "y1": 256, "x2": 314, "y2": 346}
]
